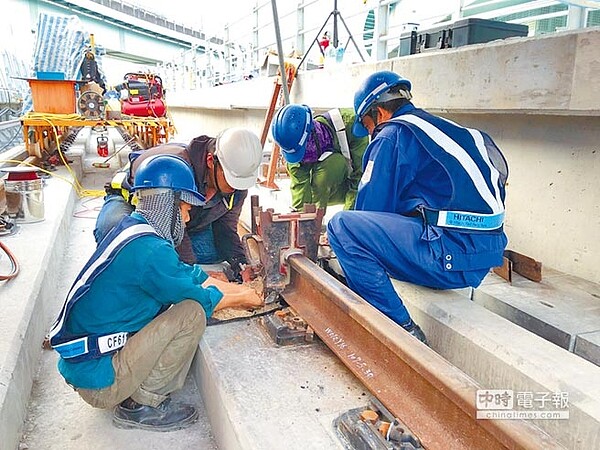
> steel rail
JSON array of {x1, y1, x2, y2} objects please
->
[{"x1": 282, "y1": 255, "x2": 564, "y2": 450}]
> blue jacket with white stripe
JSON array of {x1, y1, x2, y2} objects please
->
[
  {"x1": 357, "y1": 103, "x2": 508, "y2": 218},
  {"x1": 355, "y1": 103, "x2": 508, "y2": 273},
  {"x1": 52, "y1": 214, "x2": 223, "y2": 390}
]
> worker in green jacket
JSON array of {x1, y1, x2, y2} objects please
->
[{"x1": 271, "y1": 104, "x2": 368, "y2": 211}]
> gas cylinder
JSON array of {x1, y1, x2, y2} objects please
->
[{"x1": 97, "y1": 136, "x2": 109, "y2": 157}]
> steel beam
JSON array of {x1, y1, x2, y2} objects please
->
[{"x1": 282, "y1": 254, "x2": 564, "y2": 450}]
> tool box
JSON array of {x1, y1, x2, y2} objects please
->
[{"x1": 399, "y1": 18, "x2": 529, "y2": 57}]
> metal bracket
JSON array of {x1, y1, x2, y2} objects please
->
[
  {"x1": 242, "y1": 201, "x2": 325, "y2": 296},
  {"x1": 334, "y1": 396, "x2": 423, "y2": 450},
  {"x1": 493, "y1": 249, "x2": 542, "y2": 283},
  {"x1": 261, "y1": 307, "x2": 315, "y2": 346},
  {"x1": 0, "y1": 214, "x2": 18, "y2": 236}
]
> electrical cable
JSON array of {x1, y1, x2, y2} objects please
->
[
  {"x1": 0, "y1": 158, "x2": 103, "y2": 198},
  {"x1": 22, "y1": 114, "x2": 105, "y2": 198},
  {"x1": 72, "y1": 196, "x2": 104, "y2": 219},
  {"x1": 0, "y1": 240, "x2": 19, "y2": 281},
  {"x1": 12, "y1": 111, "x2": 172, "y2": 198},
  {"x1": 207, "y1": 301, "x2": 285, "y2": 326}
]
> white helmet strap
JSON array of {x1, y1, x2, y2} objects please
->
[{"x1": 377, "y1": 89, "x2": 412, "y2": 104}]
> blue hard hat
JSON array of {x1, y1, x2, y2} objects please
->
[
  {"x1": 133, "y1": 154, "x2": 205, "y2": 205},
  {"x1": 271, "y1": 104, "x2": 313, "y2": 163},
  {"x1": 352, "y1": 71, "x2": 412, "y2": 138}
]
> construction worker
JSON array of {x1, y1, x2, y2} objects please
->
[
  {"x1": 327, "y1": 71, "x2": 509, "y2": 344},
  {"x1": 50, "y1": 154, "x2": 263, "y2": 431},
  {"x1": 271, "y1": 104, "x2": 368, "y2": 211},
  {"x1": 94, "y1": 128, "x2": 263, "y2": 281}
]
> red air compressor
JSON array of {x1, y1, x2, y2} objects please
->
[{"x1": 118, "y1": 73, "x2": 166, "y2": 118}]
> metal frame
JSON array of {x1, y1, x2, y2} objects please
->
[{"x1": 20, "y1": 114, "x2": 174, "y2": 155}]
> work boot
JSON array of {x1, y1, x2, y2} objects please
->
[
  {"x1": 402, "y1": 320, "x2": 429, "y2": 346},
  {"x1": 113, "y1": 396, "x2": 198, "y2": 432}
]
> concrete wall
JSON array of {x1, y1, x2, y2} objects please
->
[{"x1": 167, "y1": 28, "x2": 600, "y2": 283}]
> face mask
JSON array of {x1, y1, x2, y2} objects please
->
[{"x1": 136, "y1": 189, "x2": 185, "y2": 246}]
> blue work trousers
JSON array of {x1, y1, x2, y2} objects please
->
[
  {"x1": 327, "y1": 211, "x2": 501, "y2": 326},
  {"x1": 93, "y1": 194, "x2": 134, "y2": 245},
  {"x1": 188, "y1": 226, "x2": 220, "y2": 264}
]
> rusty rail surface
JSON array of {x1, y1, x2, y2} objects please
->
[{"x1": 282, "y1": 255, "x2": 564, "y2": 450}]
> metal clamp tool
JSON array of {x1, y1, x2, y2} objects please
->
[{"x1": 242, "y1": 195, "x2": 325, "y2": 299}]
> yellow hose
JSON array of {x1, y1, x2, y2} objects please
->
[{"x1": 9, "y1": 113, "x2": 110, "y2": 198}]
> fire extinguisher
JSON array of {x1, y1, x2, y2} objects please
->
[{"x1": 97, "y1": 136, "x2": 109, "y2": 157}]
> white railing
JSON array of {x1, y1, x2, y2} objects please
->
[
  {"x1": 160, "y1": 0, "x2": 374, "y2": 89},
  {"x1": 21, "y1": 0, "x2": 600, "y2": 93},
  {"x1": 157, "y1": 0, "x2": 597, "y2": 91}
]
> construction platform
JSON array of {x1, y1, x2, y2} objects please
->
[{"x1": 1, "y1": 170, "x2": 600, "y2": 450}]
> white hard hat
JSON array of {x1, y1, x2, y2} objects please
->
[{"x1": 215, "y1": 128, "x2": 262, "y2": 190}]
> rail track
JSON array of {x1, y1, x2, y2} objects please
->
[{"x1": 280, "y1": 254, "x2": 564, "y2": 450}]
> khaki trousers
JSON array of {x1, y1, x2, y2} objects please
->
[{"x1": 77, "y1": 300, "x2": 206, "y2": 409}]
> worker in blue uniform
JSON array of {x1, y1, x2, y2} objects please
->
[
  {"x1": 327, "y1": 71, "x2": 509, "y2": 345},
  {"x1": 271, "y1": 104, "x2": 368, "y2": 211},
  {"x1": 49, "y1": 154, "x2": 262, "y2": 431}
]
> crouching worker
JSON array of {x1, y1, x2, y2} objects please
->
[
  {"x1": 271, "y1": 104, "x2": 368, "y2": 211},
  {"x1": 94, "y1": 128, "x2": 263, "y2": 282},
  {"x1": 49, "y1": 154, "x2": 262, "y2": 432},
  {"x1": 328, "y1": 71, "x2": 509, "y2": 345}
]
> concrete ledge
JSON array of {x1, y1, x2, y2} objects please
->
[
  {"x1": 0, "y1": 171, "x2": 76, "y2": 450},
  {"x1": 169, "y1": 28, "x2": 600, "y2": 116},
  {"x1": 191, "y1": 318, "x2": 369, "y2": 450},
  {"x1": 575, "y1": 331, "x2": 600, "y2": 366},
  {"x1": 392, "y1": 280, "x2": 600, "y2": 450},
  {"x1": 0, "y1": 145, "x2": 27, "y2": 169},
  {"x1": 474, "y1": 270, "x2": 600, "y2": 364}
]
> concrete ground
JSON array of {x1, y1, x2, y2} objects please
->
[
  {"x1": 192, "y1": 317, "x2": 369, "y2": 450},
  {"x1": 21, "y1": 353, "x2": 215, "y2": 450}
]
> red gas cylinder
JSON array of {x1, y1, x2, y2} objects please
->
[{"x1": 97, "y1": 136, "x2": 109, "y2": 157}]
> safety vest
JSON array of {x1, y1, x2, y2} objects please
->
[
  {"x1": 320, "y1": 108, "x2": 352, "y2": 171},
  {"x1": 110, "y1": 169, "x2": 136, "y2": 204},
  {"x1": 109, "y1": 149, "x2": 145, "y2": 205},
  {"x1": 384, "y1": 110, "x2": 508, "y2": 231},
  {"x1": 49, "y1": 216, "x2": 158, "y2": 362}
]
